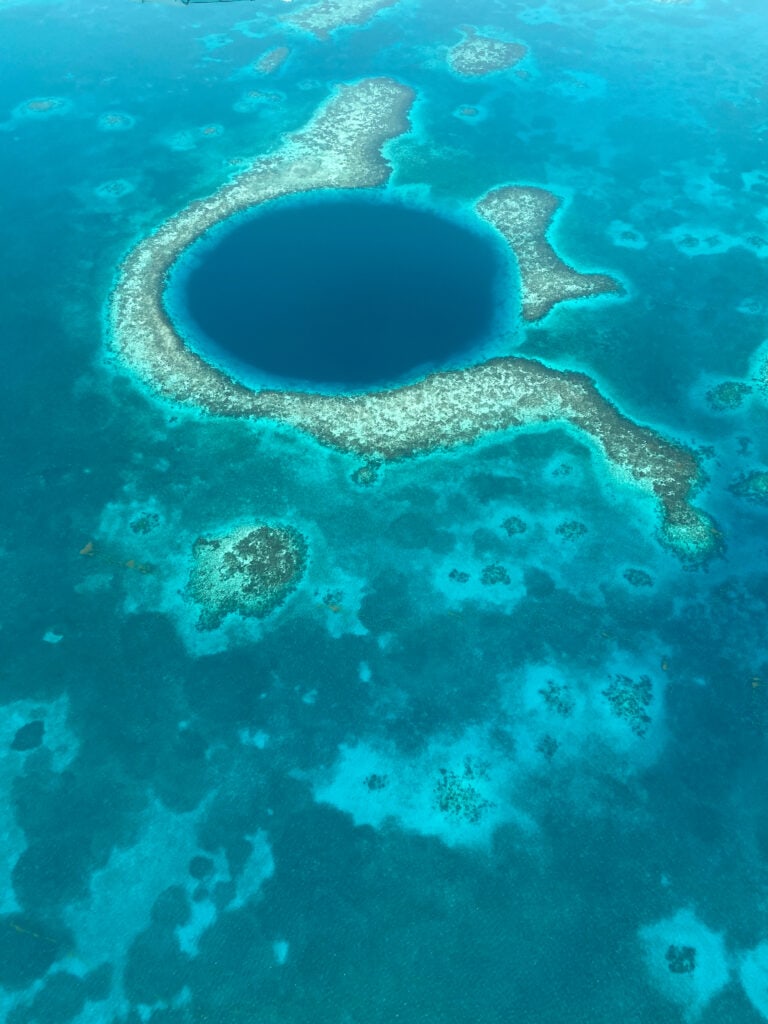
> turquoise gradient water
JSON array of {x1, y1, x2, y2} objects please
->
[{"x1": 1, "y1": 0, "x2": 767, "y2": 1022}]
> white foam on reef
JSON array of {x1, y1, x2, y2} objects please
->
[
  {"x1": 738, "y1": 941, "x2": 768, "y2": 1019},
  {"x1": 0, "y1": 696, "x2": 79, "y2": 913},
  {"x1": 638, "y1": 908, "x2": 731, "y2": 1020},
  {"x1": 312, "y1": 725, "x2": 536, "y2": 849}
]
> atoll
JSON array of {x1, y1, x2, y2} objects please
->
[
  {"x1": 108, "y1": 78, "x2": 718, "y2": 564},
  {"x1": 282, "y1": 0, "x2": 398, "y2": 39},
  {"x1": 187, "y1": 523, "x2": 308, "y2": 630},
  {"x1": 476, "y1": 186, "x2": 624, "y2": 322},
  {"x1": 447, "y1": 26, "x2": 526, "y2": 78}
]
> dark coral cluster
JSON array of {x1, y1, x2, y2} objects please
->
[
  {"x1": 623, "y1": 568, "x2": 654, "y2": 588},
  {"x1": 555, "y1": 520, "x2": 588, "y2": 540},
  {"x1": 481, "y1": 563, "x2": 511, "y2": 585},
  {"x1": 188, "y1": 523, "x2": 308, "y2": 630},
  {"x1": 434, "y1": 758, "x2": 495, "y2": 824},
  {"x1": 539, "y1": 679, "x2": 574, "y2": 717},
  {"x1": 730, "y1": 470, "x2": 768, "y2": 505},
  {"x1": 602, "y1": 674, "x2": 652, "y2": 737},
  {"x1": 705, "y1": 381, "x2": 752, "y2": 412},
  {"x1": 501, "y1": 515, "x2": 527, "y2": 537},
  {"x1": 666, "y1": 944, "x2": 696, "y2": 974}
]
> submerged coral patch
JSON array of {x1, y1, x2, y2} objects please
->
[
  {"x1": 729, "y1": 470, "x2": 768, "y2": 505},
  {"x1": 13, "y1": 96, "x2": 71, "y2": 120},
  {"x1": 94, "y1": 179, "x2": 135, "y2": 201},
  {"x1": 253, "y1": 46, "x2": 290, "y2": 75},
  {"x1": 705, "y1": 380, "x2": 752, "y2": 412},
  {"x1": 638, "y1": 909, "x2": 730, "y2": 1019},
  {"x1": 187, "y1": 523, "x2": 308, "y2": 630},
  {"x1": 97, "y1": 112, "x2": 136, "y2": 132},
  {"x1": 447, "y1": 26, "x2": 527, "y2": 78}
]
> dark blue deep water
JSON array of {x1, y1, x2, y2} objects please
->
[
  {"x1": 2, "y1": 0, "x2": 768, "y2": 1022},
  {"x1": 177, "y1": 198, "x2": 504, "y2": 388}
]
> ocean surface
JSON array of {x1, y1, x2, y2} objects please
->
[{"x1": 1, "y1": 0, "x2": 767, "y2": 1022}]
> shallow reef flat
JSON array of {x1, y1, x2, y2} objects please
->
[
  {"x1": 109, "y1": 76, "x2": 415, "y2": 410},
  {"x1": 447, "y1": 26, "x2": 527, "y2": 78},
  {"x1": 476, "y1": 186, "x2": 624, "y2": 321},
  {"x1": 187, "y1": 523, "x2": 308, "y2": 630},
  {"x1": 282, "y1": 0, "x2": 398, "y2": 39},
  {"x1": 253, "y1": 46, "x2": 291, "y2": 76},
  {"x1": 108, "y1": 78, "x2": 716, "y2": 562}
]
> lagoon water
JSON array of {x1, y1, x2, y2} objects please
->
[
  {"x1": 1, "y1": 0, "x2": 768, "y2": 1022},
  {"x1": 174, "y1": 198, "x2": 505, "y2": 389}
]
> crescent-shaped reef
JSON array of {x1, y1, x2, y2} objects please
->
[{"x1": 107, "y1": 76, "x2": 718, "y2": 562}]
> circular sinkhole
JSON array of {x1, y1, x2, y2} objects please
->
[{"x1": 165, "y1": 193, "x2": 512, "y2": 393}]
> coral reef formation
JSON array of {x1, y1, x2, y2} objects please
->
[
  {"x1": 555, "y1": 519, "x2": 588, "y2": 540},
  {"x1": 705, "y1": 380, "x2": 752, "y2": 411},
  {"x1": 623, "y1": 568, "x2": 654, "y2": 588},
  {"x1": 434, "y1": 758, "x2": 495, "y2": 824},
  {"x1": 447, "y1": 26, "x2": 526, "y2": 78},
  {"x1": 187, "y1": 523, "x2": 308, "y2": 630},
  {"x1": 501, "y1": 515, "x2": 527, "y2": 536},
  {"x1": 108, "y1": 79, "x2": 717, "y2": 563},
  {"x1": 282, "y1": 0, "x2": 398, "y2": 39},
  {"x1": 539, "y1": 679, "x2": 575, "y2": 717},
  {"x1": 730, "y1": 470, "x2": 768, "y2": 505},
  {"x1": 602, "y1": 673, "x2": 652, "y2": 737},
  {"x1": 253, "y1": 46, "x2": 290, "y2": 75},
  {"x1": 476, "y1": 186, "x2": 624, "y2": 321}
]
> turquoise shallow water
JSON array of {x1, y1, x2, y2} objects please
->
[{"x1": 1, "y1": 0, "x2": 768, "y2": 1022}]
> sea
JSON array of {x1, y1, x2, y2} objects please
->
[{"x1": 1, "y1": 0, "x2": 767, "y2": 1021}]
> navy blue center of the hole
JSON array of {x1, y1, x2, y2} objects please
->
[{"x1": 178, "y1": 198, "x2": 503, "y2": 389}]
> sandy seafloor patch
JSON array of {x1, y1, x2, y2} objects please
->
[{"x1": 1, "y1": 0, "x2": 768, "y2": 1021}]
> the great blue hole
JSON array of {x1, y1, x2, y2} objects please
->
[{"x1": 172, "y1": 195, "x2": 506, "y2": 391}]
